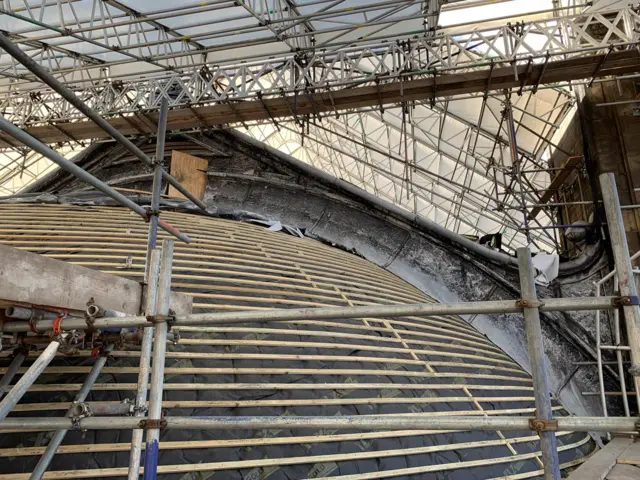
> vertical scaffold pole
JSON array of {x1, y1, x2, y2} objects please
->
[
  {"x1": 517, "y1": 247, "x2": 561, "y2": 480},
  {"x1": 128, "y1": 249, "x2": 162, "y2": 480},
  {"x1": 599, "y1": 172, "x2": 640, "y2": 405},
  {"x1": 145, "y1": 97, "x2": 169, "y2": 282},
  {"x1": 505, "y1": 92, "x2": 531, "y2": 244},
  {"x1": 143, "y1": 239, "x2": 174, "y2": 480}
]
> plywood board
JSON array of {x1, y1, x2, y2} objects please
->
[
  {"x1": 168, "y1": 150, "x2": 208, "y2": 201},
  {"x1": 618, "y1": 442, "x2": 640, "y2": 466},
  {"x1": 0, "y1": 244, "x2": 192, "y2": 315},
  {"x1": 567, "y1": 437, "x2": 634, "y2": 480},
  {"x1": 608, "y1": 464, "x2": 640, "y2": 480}
]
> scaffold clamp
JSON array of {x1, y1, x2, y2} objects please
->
[
  {"x1": 612, "y1": 296, "x2": 640, "y2": 307},
  {"x1": 516, "y1": 299, "x2": 544, "y2": 309},
  {"x1": 146, "y1": 314, "x2": 175, "y2": 325},
  {"x1": 529, "y1": 418, "x2": 558, "y2": 432},
  {"x1": 139, "y1": 419, "x2": 167, "y2": 430}
]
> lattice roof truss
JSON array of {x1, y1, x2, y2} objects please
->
[{"x1": 0, "y1": 0, "x2": 638, "y2": 253}]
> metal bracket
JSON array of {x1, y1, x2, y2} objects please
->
[
  {"x1": 70, "y1": 401, "x2": 92, "y2": 430},
  {"x1": 612, "y1": 296, "x2": 640, "y2": 307},
  {"x1": 132, "y1": 403, "x2": 147, "y2": 416},
  {"x1": 516, "y1": 299, "x2": 545, "y2": 309},
  {"x1": 121, "y1": 398, "x2": 136, "y2": 416},
  {"x1": 139, "y1": 419, "x2": 167, "y2": 430},
  {"x1": 529, "y1": 418, "x2": 558, "y2": 432},
  {"x1": 85, "y1": 297, "x2": 99, "y2": 328}
]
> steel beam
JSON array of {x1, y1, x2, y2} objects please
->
[{"x1": 2, "y1": 49, "x2": 638, "y2": 147}]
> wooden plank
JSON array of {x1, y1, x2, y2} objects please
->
[
  {"x1": 567, "y1": 437, "x2": 634, "y2": 480},
  {"x1": 0, "y1": 435, "x2": 591, "y2": 480},
  {"x1": 1, "y1": 50, "x2": 639, "y2": 146},
  {"x1": 0, "y1": 244, "x2": 192, "y2": 315},
  {"x1": 168, "y1": 150, "x2": 208, "y2": 200},
  {"x1": 111, "y1": 186, "x2": 174, "y2": 198},
  {"x1": 3, "y1": 382, "x2": 533, "y2": 393},
  {"x1": 528, "y1": 155, "x2": 583, "y2": 220},
  {"x1": 608, "y1": 464, "x2": 640, "y2": 480},
  {"x1": 0, "y1": 365, "x2": 531, "y2": 382},
  {"x1": 618, "y1": 441, "x2": 640, "y2": 466},
  {"x1": 0, "y1": 429, "x2": 468, "y2": 457}
]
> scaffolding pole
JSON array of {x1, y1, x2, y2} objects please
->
[
  {"x1": 505, "y1": 92, "x2": 531, "y2": 244},
  {"x1": 0, "y1": 296, "x2": 620, "y2": 333},
  {"x1": 143, "y1": 239, "x2": 174, "y2": 480},
  {"x1": 145, "y1": 98, "x2": 169, "y2": 282},
  {"x1": 0, "y1": 116, "x2": 191, "y2": 244},
  {"x1": 0, "y1": 347, "x2": 28, "y2": 401},
  {"x1": 128, "y1": 249, "x2": 161, "y2": 480},
  {"x1": 599, "y1": 172, "x2": 640, "y2": 405},
  {"x1": 28, "y1": 344, "x2": 115, "y2": 480},
  {"x1": 1, "y1": 415, "x2": 638, "y2": 433},
  {"x1": 0, "y1": 31, "x2": 208, "y2": 212},
  {"x1": 0, "y1": 341, "x2": 59, "y2": 421},
  {"x1": 517, "y1": 248, "x2": 561, "y2": 480}
]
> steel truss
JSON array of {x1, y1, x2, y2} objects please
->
[
  {"x1": 1, "y1": 5, "x2": 637, "y2": 122},
  {"x1": 0, "y1": 2, "x2": 638, "y2": 252}
]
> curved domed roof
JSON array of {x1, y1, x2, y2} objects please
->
[{"x1": 0, "y1": 204, "x2": 593, "y2": 479}]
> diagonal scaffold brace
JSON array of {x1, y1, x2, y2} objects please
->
[
  {"x1": 28, "y1": 344, "x2": 116, "y2": 480},
  {"x1": 0, "y1": 31, "x2": 207, "y2": 213}
]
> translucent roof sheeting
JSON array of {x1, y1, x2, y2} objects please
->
[
  {"x1": 242, "y1": 85, "x2": 567, "y2": 253},
  {"x1": 0, "y1": 0, "x2": 626, "y2": 253}
]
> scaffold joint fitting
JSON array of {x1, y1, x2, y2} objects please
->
[
  {"x1": 528, "y1": 419, "x2": 558, "y2": 432},
  {"x1": 146, "y1": 314, "x2": 175, "y2": 325},
  {"x1": 139, "y1": 419, "x2": 167, "y2": 430},
  {"x1": 516, "y1": 299, "x2": 544, "y2": 309},
  {"x1": 612, "y1": 296, "x2": 640, "y2": 307}
]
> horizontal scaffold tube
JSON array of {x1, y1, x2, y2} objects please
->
[
  {"x1": 0, "y1": 296, "x2": 621, "y2": 333},
  {"x1": 0, "y1": 415, "x2": 637, "y2": 433}
]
